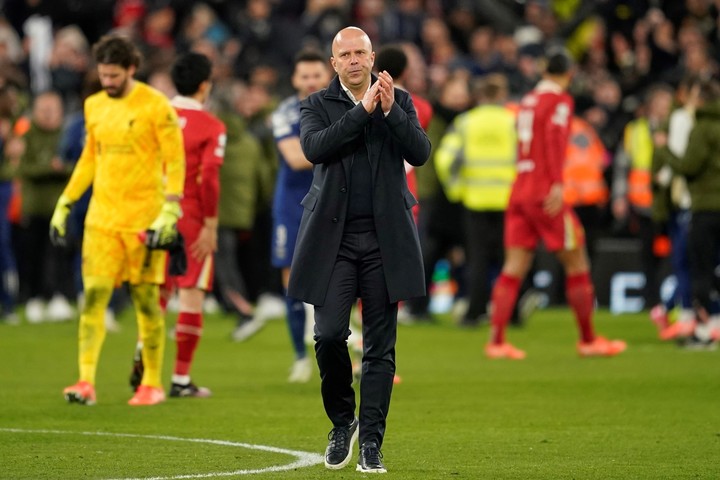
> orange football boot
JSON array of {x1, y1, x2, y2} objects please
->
[
  {"x1": 659, "y1": 321, "x2": 696, "y2": 341},
  {"x1": 485, "y1": 342, "x2": 527, "y2": 360},
  {"x1": 649, "y1": 305, "x2": 669, "y2": 331},
  {"x1": 577, "y1": 336, "x2": 627, "y2": 357},
  {"x1": 63, "y1": 381, "x2": 96, "y2": 405},
  {"x1": 128, "y1": 385, "x2": 166, "y2": 406}
]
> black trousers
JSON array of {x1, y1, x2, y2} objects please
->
[
  {"x1": 688, "y1": 211, "x2": 720, "y2": 312},
  {"x1": 314, "y1": 230, "x2": 397, "y2": 448},
  {"x1": 625, "y1": 210, "x2": 659, "y2": 306},
  {"x1": 20, "y1": 215, "x2": 75, "y2": 301},
  {"x1": 406, "y1": 196, "x2": 464, "y2": 316},
  {"x1": 463, "y1": 210, "x2": 504, "y2": 321},
  {"x1": 214, "y1": 227, "x2": 251, "y2": 307}
]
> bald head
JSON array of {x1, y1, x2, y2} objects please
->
[
  {"x1": 331, "y1": 27, "x2": 375, "y2": 97},
  {"x1": 332, "y1": 27, "x2": 372, "y2": 57}
]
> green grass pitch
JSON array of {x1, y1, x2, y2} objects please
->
[{"x1": 1, "y1": 308, "x2": 718, "y2": 479}]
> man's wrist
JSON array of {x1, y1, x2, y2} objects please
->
[{"x1": 203, "y1": 217, "x2": 218, "y2": 229}]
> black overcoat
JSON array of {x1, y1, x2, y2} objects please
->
[{"x1": 287, "y1": 75, "x2": 431, "y2": 306}]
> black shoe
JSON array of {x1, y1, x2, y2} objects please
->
[
  {"x1": 169, "y1": 381, "x2": 212, "y2": 398},
  {"x1": 458, "y1": 315, "x2": 485, "y2": 328},
  {"x1": 129, "y1": 346, "x2": 144, "y2": 392},
  {"x1": 356, "y1": 441, "x2": 386, "y2": 473},
  {"x1": 679, "y1": 334, "x2": 718, "y2": 351},
  {"x1": 324, "y1": 417, "x2": 358, "y2": 469}
]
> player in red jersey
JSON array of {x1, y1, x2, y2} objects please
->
[
  {"x1": 486, "y1": 48, "x2": 626, "y2": 360},
  {"x1": 165, "y1": 52, "x2": 225, "y2": 395},
  {"x1": 375, "y1": 44, "x2": 432, "y2": 223}
]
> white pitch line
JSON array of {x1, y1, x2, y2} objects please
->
[{"x1": 0, "y1": 427, "x2": 324, "y2": 478}]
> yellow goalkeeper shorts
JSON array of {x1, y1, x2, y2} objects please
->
[{"x1": 82, "y1": 226, "x2": 167, "y2": 286}]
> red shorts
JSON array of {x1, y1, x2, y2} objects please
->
[
  {"x1": 504, "y1": 201, "x2": 585, "y2": 252},
  {"x1": 166, "y1": 216, "x2": 215, "y2": 291}
]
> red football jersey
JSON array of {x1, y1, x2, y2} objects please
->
[
  {"x1": 411, "y1": 93, "x2": 433, "y2": 131},
  {"x1": 510, "y1": 80, "x2": 574, "y2": 205},
  {"x1": 406, "y1": 93, "x2": 433, "y2": 222},
  {"x1": 172, "y1": 97, "x2": 226, "y2": 221}
]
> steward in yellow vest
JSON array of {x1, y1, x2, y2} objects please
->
[
  {"x1": 434, "y1": 74, "x2": 517, "y2": 326},
  {"x1": 611, "y1": 85, "x2": 674, "y2": 307},
  {"x1": 435, "y1": 97, "x2": 516, "y2": 211}
]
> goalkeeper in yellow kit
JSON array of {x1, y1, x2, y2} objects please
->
[{"x1": 50, "y1": 35, "x2": 185, "y2": 406}]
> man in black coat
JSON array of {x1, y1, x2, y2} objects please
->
[{"x1": 288, "y1": 26, "x2": 430, "y2": 473}]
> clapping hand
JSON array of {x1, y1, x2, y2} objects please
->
[
  {"x1": 362, "y1": 81, "x2": 381, "y2": 114},
  {"x1": 377, "y1": 70, "x2": 394, "y2": 114}
]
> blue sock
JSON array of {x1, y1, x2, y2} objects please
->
[{"x1": 285, "y1": 295, "x2": 306, "y2": 359}]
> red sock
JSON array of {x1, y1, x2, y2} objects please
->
[
  {"x1": 566, "y1": 272, "x2": 595, "y2": 343},
  {"x1": 490, "y1": 274, "x2": 521, "y2": 345},
  {"x1": 159, "y1": 297, "x2": 168, "y2": 314},
  {"x1": 175, "y1": 312, "x2": 203, "y2": 376},
  {"x1": 159, "y1": 282, "x2": 174, "y2": 314}
]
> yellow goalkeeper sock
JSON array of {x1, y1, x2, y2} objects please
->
[
  {"x1": 130, "y1": 283, "x2": 165, "y2": 388},
  {"x1": 79, "y1": 276, "x2": 114, "y2": 384}
]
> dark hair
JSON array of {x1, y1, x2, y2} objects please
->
[
  {"x1": 293, "y1": 49, "x2": 327, "y2": 71},
  {"x1": 545, "y1": 47, "x2": 573, "y2": 75},
  {"x1": 375, "y1": 44, "x2": 408, "y2": 80},
  {"x1": 92, "y1": 35, "x2": 141, "y2": 69},
  {"x1": 171, "y1": 52, "x2": 212, "y2": 96}
]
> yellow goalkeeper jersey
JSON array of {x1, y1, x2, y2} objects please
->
[{"x1": 64, "y1": 81, "x2": 185, "y2": 232}]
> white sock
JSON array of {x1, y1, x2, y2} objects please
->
[{"x1": 172, "y1": 374, "x2": 190, "y2": 385}]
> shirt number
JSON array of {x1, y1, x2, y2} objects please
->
[
  {"x1": 214, "y1": 133, "x2": 226, "y2": 158},
  {"x1": 517, "y1": 109, "x2": 534, "y2": 156}
]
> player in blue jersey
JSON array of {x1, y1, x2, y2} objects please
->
[{"x1": 271, "y1": 50, "x2": 331, "y2": 382}]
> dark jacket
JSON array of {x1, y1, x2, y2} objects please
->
[
  {"x1": 288, "y1": 75, "x2": 431, "y2": 306},
  {"x1": 664, "y1": 99, "x2": 720, "y2": 213},
  {"x1": 17, "y1": 121, "x2": 71, "y2": 217},
  {"x1": 217, "y1": 112, "x2": 265, "y2": 230}
]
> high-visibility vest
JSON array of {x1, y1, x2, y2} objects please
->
[
  {"x1": 563, "y1": 117, "x2": 609, "y2": 206},
  {"x1": 623, "y1": 118, "x2": 653, "y2": 208},
  {"x1": 435, "y1": 104, "x2": 516, "y2": 211}
]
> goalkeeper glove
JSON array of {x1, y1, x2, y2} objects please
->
[
  {"x1": 49, "y1": 194, "x2": 73, "y2": 247},
  {"x1": 144, "y1": 201, "x2": 181, "y2": 249}
]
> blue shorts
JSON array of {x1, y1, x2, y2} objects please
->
[{"x1": 271, "y1": 216, "x2": 301, "y2": 268}]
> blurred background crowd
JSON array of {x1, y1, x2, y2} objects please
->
[{"x1": 1, "y1": 0, "x2": 719, "y2": 332}]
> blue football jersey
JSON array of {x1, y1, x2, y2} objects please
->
[{"x1": 271, "y1": 95, "x2": 314, "y2": 219}]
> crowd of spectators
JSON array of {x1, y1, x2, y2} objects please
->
[{"x1": 1, "y1": 0, "x2": 720, "y2": 326}]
